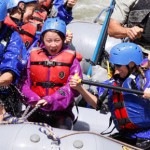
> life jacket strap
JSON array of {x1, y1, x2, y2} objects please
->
[
  {"x1": 17, "y1": 27, "x2": 35, "y2": 39},
  {"x1": 32, "y1": 16, "x2": 44, "y2": 23},
  {"x1": 114, "y1": 101, "x2": 124, "y2": 109},
  {"x1": 32, "y1": 81, "x2": 63, "y2": 88},
  {"x1": 31, "y1": 61, "x2": 71, "y2": 67},
  {"x1": 118, "y1": 118, "x2": 131, "y2": 126}
]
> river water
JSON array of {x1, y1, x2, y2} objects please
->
[{"x1": 72, "y1": 0, "x2": 110, "y2": 22}]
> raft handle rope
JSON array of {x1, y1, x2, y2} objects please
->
[
  {"x1": 21, "y1": 105, "x2": 41, "y2": 121},
  {"x1": 0, "y1": 105, "x2": 60, "y2": 143},
  {"x1": 93, "y1": 6, "x2": 112, "y2": 23},
  {"x1": 1, "y1": 105, "x2": 41, "y2": 124}
]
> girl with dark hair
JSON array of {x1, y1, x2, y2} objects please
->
[{"x1": 21, "y1": 17, "x2": 82, "y2": 130}]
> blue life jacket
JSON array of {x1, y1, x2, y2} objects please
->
[{"x1": 98, "y1": 70, "x2": 150, "y2": 139}]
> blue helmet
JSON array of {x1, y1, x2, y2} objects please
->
[
  {"x1": 0, "y1": 1, "x2": 7, "y2": 21},
  {"x1": 109, "y1": 42, "x2": 143, "y2": 65},
  {"x1": 41, "y1": 17, "x2": 66, "y2": 37},
  {"x1": 7, "y1": 0, "x2": 37, "y2": 10}
]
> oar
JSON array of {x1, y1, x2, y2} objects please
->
[
  {"x1": 81, "y1": 79, "x2": 144, "y2": 95},
  {"x1": 87, "y1": 0, "x2": 115, "y2": 77},
  {"x1": 94, "y1": 0, "x2": 115, "y2": 65}
]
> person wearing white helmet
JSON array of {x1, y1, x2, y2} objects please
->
[
  {"x1": 0, "y1": 0, "x2": 27, "y2": 121},
  {"x1": 21, "y1": 17, "x2": 82, "y2": 129},
  {"x1": 4, "y1": 0, "x2": 38, "y2": 49}
]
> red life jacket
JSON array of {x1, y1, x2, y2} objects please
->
[
  {"x1": 4, "y1": 16, "x2": 37, "y2": 48},
  {"x1": 30, "y1": 0, "x2": 52, "y2": 31},
  {"x1": 42, "y1": 0, "x2": 52, "y2": 8},
  {"x1": 30, "y1": 48, "x2": 75, "y2": 97},
  {"x1": 31, "y1": 9, "x2": 47, "y2": 31},
  {"x1": 112, "y1": 82, "x2": 138, "y2": 130}
]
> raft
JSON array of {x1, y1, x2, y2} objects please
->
[{"x1": 0, "y1": 106, "x2": 142, "y2": 150}]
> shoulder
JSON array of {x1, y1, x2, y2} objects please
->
[
  {"x1": 111, "y1": 0, "x2": 137, "y2": 23},
  {"x1": 30, "y1": 47, "x2": 42, "y2": 52},
  {"x1": 11, "y1": 31, "x2": 22, "y2": 40},
  {"x1": 61, "y1": 49, "x2": 76, "y2": 56}
]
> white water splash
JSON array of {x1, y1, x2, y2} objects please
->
[{"x1": 72, "y1": 0, "x2": 110, "y2": 22}]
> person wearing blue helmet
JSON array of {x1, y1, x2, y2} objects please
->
[
  {"x1": 20, "y1": 17, "x2": 82, "y2": 129},
  {"x1": 4, "y1": 0, "x2": 38, "y2": 49},
  {"x1": 0, "y1": 0, "x2": 28, "y2": 121},
  {"x1": 30, "y1": 0, "x2": 77, "y2": 45},
  {"x1": 69, "y1": 42, "x2": 150, "y2": 148}
]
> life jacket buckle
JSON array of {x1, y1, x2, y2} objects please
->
[
  {"x1": 44, "y1": 61, "x2": 56, "y2": 67},
  {"x1": 42, "y1": 82, "x2": 55, "y2": 88}
]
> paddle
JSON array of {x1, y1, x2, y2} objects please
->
[
  {"x1": 81, "y1": 79, "x2": 143, "y2": 95},
  {"x1": 87, "y1": 0, "x2": 115, "y2": 77}
]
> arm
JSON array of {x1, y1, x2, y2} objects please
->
[
  {"x1": 51, "y1": 0, "x2": 77, "y2": 24},
  {"x1": 41, "y1": 58, "x2": 82, "y2": 111},
  {"x1": 0, "y1": 72, "x2": 13, "y2": 86},
  {"x1": 0, "y1": 31, "x2": 27, "y2": 84},
  {"x1": 70, "y1": 73, "x2": 98, "y2": 109},
  {"x1": 108, "y1": 19, "x2": 143, "y2": 40},
  {"x1": 108, "y1": 0, "x2": 143, "y2": 40},
  {"x1": 72, "y1": 84, "x2": 98, "y2": 109},
  {"x1": 143, "y1": 88, "x2": 150, "y2": 99}
]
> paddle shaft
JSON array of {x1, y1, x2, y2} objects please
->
[
  {"x1": 81, "y1": 79, "x2": 144, "y2": 95},
  {"x1": 87, "y1": 0, "x2": 115, "y2": 76},
  {"x1": 94, "y1": 0, "x2": 115, "y2": 64}
]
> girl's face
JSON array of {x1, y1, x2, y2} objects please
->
[
  {"x1": 114, "y1": 65, "x2": 129, "y2": 78},
  {"x1": 43, "y1": 31, "x2": 63, "y2": 56}
]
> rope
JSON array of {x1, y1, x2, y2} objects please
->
[
  {"x1": 59, "y1": 131, "x2": 142, "y2": 150},
  {"x1": 0, "y1": 105, "x2": 40, "y2": 124},
  {"x1": 22, "y1": 105, "x2": 40, "y2": 121},
  {"x1": 21, "y1": 105, "x2": 31, "y2": 118}
]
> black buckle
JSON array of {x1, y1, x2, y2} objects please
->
[
  {"x1": 41, "y1": 82, "x2": 55, "y2": 88},
  {"x1": 118, "y1": 118, "x2": 130, "y2": 125},
  {"x1": 17, "y1": 27, "x2": 24, "y2": 34},
  {"x1": 114, "y1": 102, "x2": 124, "y2": 109},
  {"x1": 44, "y1": 61, "x2": 56, "y2": 67}
]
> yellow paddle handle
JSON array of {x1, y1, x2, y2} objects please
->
[{"x1": 74, "y1": 73, "x2": 82, "y2": 83}]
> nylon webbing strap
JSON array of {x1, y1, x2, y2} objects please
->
[
  {"x1": 18, "y1": 27, "x2": 35, "y2": 38},
  {"x1": 118, "y1": 118, "x2": 131, "y2": 126},
  {"x1": 32, "y1": 16, "x2": 44, "y2": 23},
  {"x1": 32, "y1": 82, "x2": 63, "y2": 88},
  {"x1": 114, "y1": 101, "x2": 124, "y2": 109},
  {"x1": 31, "y1": 61, "x2": 71, "y2": 67}
]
